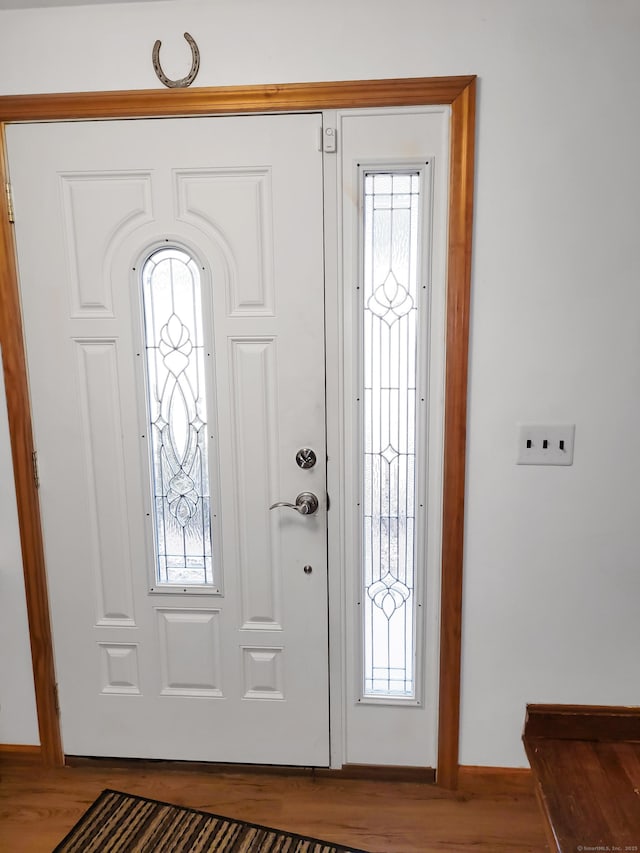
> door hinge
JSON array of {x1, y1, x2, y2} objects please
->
[
  {"x1": 54, "y1": 682, "x2": 60, "y2": 717},
  {"x1": 5, "y1": 182, "x2": 15, "y2": 223},
  {"x1": 32, "y1": 450, "x2": 40, "y2": 489}
]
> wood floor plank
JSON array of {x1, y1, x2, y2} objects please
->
[{"x1": 0, "y1": 759, "x2": 547, "y2": 852}]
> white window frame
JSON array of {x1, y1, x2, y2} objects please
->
[{"x1": 355, "y1": 161, "x2": 432, "y2": 706}]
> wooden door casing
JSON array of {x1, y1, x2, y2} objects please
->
[{"x1": 0, "y1": 75, "x2": 475, "y2": 789}]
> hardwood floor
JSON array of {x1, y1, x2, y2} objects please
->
[{"x1": 0, "y1": 757, "x2": 547, "y2": 852}]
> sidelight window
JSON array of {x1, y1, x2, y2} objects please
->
[{"x1": 361, "y1": 171, "x2": 423, "y2": 699}]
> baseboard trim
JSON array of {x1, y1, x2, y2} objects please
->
[
  {"x1": 0, "y1": 743, "x2": 42, "y2": 763},
  {"x1": 457, "y1": 765, "x2": 534, "y2": 795}
]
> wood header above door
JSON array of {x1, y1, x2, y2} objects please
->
[{"x1": 0, "y1": 76, "x2": 475, "y2": 121}]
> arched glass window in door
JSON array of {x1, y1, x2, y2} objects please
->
[{"x1": 141, "y1": 247, "x2": 215, "y2": 588}]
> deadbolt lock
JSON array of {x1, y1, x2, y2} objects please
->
[{"x1": 295, "y1": 448, "x2": 317, "y2": 469}]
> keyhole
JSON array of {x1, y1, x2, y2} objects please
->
[{"x1": 303, "y1": 565, "x2": 313, "y2": 575}]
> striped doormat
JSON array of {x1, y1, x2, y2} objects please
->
[{"x1": 53, "y1": 789, "x2": 369, "y2": 852}]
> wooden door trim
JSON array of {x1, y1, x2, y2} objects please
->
[
  {"x1": 0, "y1": 76, "x2": 476, "y2": 787},
  {"x1": 0, "y1": 130, "x2": 64, "y2": 766},
  {"x1": 0, "y1": 76, "x2": 473, "y2": 121}
]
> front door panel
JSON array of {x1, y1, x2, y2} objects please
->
[{"x1": 7, "y1": 114, "x2": 329, "y2": 764}]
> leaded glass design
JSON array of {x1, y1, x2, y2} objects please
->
[
  {"x1": 362, "y1": 172, "x2": 421, "y2": 697},
  {"x1": 141, "y1": 248, "x2": 214, "y2": 586}
]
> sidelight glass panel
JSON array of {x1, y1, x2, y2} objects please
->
[
  {"x1": 362, "y1": 172, "x2": 421, "y2": 697},
  {"x1": 141, "y1": 248, "x2": 214, "y2": 586}
]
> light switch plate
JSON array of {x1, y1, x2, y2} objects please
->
[{"x1": 517, "y1": 424, "x2": 575, "y2": 466}]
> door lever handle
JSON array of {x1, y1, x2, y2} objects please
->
[{"x1": 269, "y1": 492, "x2": 319, "y2": 515}]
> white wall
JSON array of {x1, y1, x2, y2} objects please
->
[{"x1": 1, "y1": 0, "x2": 639, "y2": 766}]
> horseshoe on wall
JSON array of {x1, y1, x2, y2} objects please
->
[{"x1": 152, "y1": 32, "x2": 200, "y2": 89}]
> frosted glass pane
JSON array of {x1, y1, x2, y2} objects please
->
[
  {"x1": 362, "y1": 171, "x2": 420, "y2": 698},
  {"x1": 141, "y1": 248, "x2": 214, "y2": 586}
]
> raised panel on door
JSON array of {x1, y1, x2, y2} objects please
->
[{"x1": 7, "y1": 113, "x2": 329, "y2": 765}]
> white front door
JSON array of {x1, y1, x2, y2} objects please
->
[{"x1": 7, "y1": 114, "x2": 329, "y2": 764}]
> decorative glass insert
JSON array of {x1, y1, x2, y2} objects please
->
[
  {"x1": 141, "y1": 247, "x2": 214, "y2": 586},
  {"x1": 362, "y1": 172, "x2": 421, "y2": 697}
]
